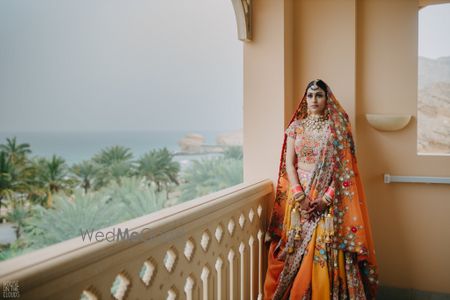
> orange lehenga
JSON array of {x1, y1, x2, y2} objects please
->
[{"x1": 263, "y1": 82, "x2": 378, "y2": 300}]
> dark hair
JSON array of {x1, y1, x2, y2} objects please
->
[{"x1": 305, "y1": 79, "x2": 328, "y2": 97}]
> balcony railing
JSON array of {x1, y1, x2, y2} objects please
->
[{"x1": 0, "y1": 179, "x2": 273, "y2": 300}]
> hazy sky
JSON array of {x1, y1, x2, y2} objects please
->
[
  {"x1": 419, "y1": 3, "x2": 450, "y2": 59},
  {"x1": 2, "y1": 2, "x2": 447, "y2": 133},
  {"x1": 0, "y1": 1, "x2": 243, "y2": 132}
]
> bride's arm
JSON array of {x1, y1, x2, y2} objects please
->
[
  {"x1": 285, "y1": 136, "x2": 300, "y2": 190},
  {"x1": 323, "y1": 177, "x2": 336, "y2": 205},
  {"x1": 285, "y1": 135, "x2": 306, "y2": 204}
]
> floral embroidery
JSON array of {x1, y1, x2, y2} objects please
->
[
  {"x1": 267, "y1": 84, "x2": 378, "y2": 300},
  {"x1": 285, "y1": 120, "x2": 301, "y2": 139},
  {"x1": 313, "y1": 236, "x2": 328, "y2": 268}
]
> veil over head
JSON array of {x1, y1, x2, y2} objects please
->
[{"x1": 266, "y1": 79, "x2": 378, "y2": 294}]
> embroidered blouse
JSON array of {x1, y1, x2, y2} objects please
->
[{"x1": 285, "y1": 119, "x2": 335, "y2": 199}]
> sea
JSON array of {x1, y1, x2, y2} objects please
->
[{"x1": 0, "y1": 130, "x2": 226, "y2": 171}]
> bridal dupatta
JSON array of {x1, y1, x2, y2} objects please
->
[{"x1": 264, "y1": 82, "x2": 378, "y2": 299}]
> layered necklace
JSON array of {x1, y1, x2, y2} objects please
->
[
  {"x1": 302, "y1": 113, "x2": 328, "y2": 131},
  {"x1": 300, "y1": 113, "x2": 329, "y2": 156}
]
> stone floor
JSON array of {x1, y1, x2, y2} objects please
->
[{"x1": 378, "y1": 286, "x2": 450, "y2": 300}]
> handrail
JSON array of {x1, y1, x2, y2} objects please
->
[
  {"x1": 384, "y1": 173, "x2": 450, "y2": 185},
  {"x1": 0, "y1": 179, "x2": 273, "y2": 299}
]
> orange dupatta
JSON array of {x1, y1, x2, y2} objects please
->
[{"x1": 265, "y1": 81, "x2": 378, "y2": 299}]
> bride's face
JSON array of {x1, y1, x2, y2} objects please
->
[{"x1": 306, "y1": 87, "x2": 327, "y2": 115}]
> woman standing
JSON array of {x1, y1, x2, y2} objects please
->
[{"x1": 264, "y1": 80, "x2": 378, "y2": 299}]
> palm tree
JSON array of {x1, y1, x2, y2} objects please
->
[
  {"x1": 0, "y1": 137, "x2": 34, "y2": 214},
  {"x1": 0, "y1": 151, "x2": 16, "y2": 214},
  {"x1": 105, "y1": 177, "x2": 166, "y2": 219},
  {"x1": 0, "y1": 151, "x2": 15, "y2": 200},
  {"x1": 0, "y1": 137, "x2": 32, "y2": 165},
  {"x1": 70, "y1": 160, "x2": 98, "y2": 194},
  {"x1": 34, "y1": 155, "x2": 72, "y2": 207},
  {"x1": 0, "y1": 151, "x2": 33, "y2": 218},
  {"x1": 179, "y1": 157, "x2": 243, "y2": 202},
  {"x1": 93, "y1": 145, "x2": 134, "y2": 166},
  {"x1": 137, "y1": 148, "x2": 180, "y2": 198},
  {"x1": 22, "y1": 190, "x2": 121, "y2": 249},
  {"x1": 92, "y1": 146, "x2": 134, "y2": 188},
  {"x1": 6, "y1": 205, "x2": 28, "y2": 238}
]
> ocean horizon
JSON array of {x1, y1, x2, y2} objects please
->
[{"x1": 0, "y1": 130, "x2": 231, "y2": 168}]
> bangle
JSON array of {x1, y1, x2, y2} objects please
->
[
  {"x1": 322, "y1": 194, "x2": 332, "y2": 205},
  {"x1": 291, "y1": 185, "x2": 303, "y2": 194},
  {"x1": 294, "y1": 192, "x2": 305, "y2": 202},
  {"x1": 325, "y1": 187, "x2": 335, "y2": 199}
]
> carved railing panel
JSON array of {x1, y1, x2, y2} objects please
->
[{"x1": 0, "y1": 180, "x2": 272, "y2": 300}]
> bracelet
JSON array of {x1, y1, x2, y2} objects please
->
[
  {"x1": 291, "y1": 185, "x2": 303, "y2": 194},
  {"x1": 322, "y1": 194, "x2": 332, "y2": 205},
  {"x1": 293, "y1": 192, "x2": 305, "y2": 202},
  {"x1": 325, "y1": 187, "x2": 335, "y2": 199}
]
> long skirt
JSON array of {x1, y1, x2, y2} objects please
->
[{"x1": 263, "y1": 217, "x2": 370, "y2": 300}]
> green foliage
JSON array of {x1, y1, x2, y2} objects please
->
[
  {"x1": 0, "y1": 150, "x2": 35, "y2": 211},
  {"x1": 0, "y1": 137, "x2": 31, "y2": 165},
  {"x1": 0, "y1": 134, "x2": 245, "y2": 263},
  {"x1": 137, "y1": 148, "x2": 180, "y2": 193},
  {"x1": 223, "y1": 145, "x2": 243, "y2": 160},
  {"x1": 92, "y1": 146, "x2": 134, "y2": 188},
  {"x1": 20, "y1": 177, "x2": 166, "y2": 250},
  {"x1": 0, "y1": 242, "x2": 33, "y2": 261},
  {"x1": 104, "y1": 177, "x2": 166, "y2": 220},
  {"x1": 70, "y1": 160, "x2": 99, "y2": 193},
  {"x1": 6, "y1": 205, "x2": 29, "y2": 238},
  {"x1": 22, "y1": 190, "x2": 120, "y2": 249},
  {"x1": 179, "y1": 157, "x2": 243, "y2": 202},
  {"x1": 0, "y1": 137, "x2": 34, "y2": 205},
  {"x1": 0, "y1": 151, "x2": 16, "y2": 202},
  {"x1": 33, "y1": 155, "x2": 72, "y2": 194},
  {"x1": 92, "y1": 145, "x2": 134, "y2": 166}
]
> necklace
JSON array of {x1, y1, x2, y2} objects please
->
[{"x1": 302, "y1": 114, "x2": 328, "y2": 131}]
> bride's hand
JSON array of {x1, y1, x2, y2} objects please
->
[
  {"x1": 306, "y1": 197, "x2": 328, "y2": 218},
  {"x1": 298, "y1": 195, "x2": 313, "y2": 211}
]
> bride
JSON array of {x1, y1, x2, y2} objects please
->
[{"x1": 263, "y1": 79, "x2": 378, "y2": 300}]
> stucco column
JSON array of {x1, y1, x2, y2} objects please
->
[{"x1": 243, "y1": 0, "x2": 293, "y2": 189}]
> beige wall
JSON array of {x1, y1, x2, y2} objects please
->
[
  {"x1": 245, "y1": 0, "x2": 450, "y2": 294},
  {"x1": 243, "y1": 0, "x2": 292, "y2": 185},
  {"x1": 356, "y1": 0, "x2": 450, "y2": 293},
  {"x1": 293, "y1": 0, "x2": 357, "y2": 129}
]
